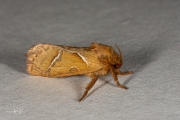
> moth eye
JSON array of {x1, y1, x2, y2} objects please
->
[{"x1": 114, "y1": 64, "x2": 121, "y2": 68}]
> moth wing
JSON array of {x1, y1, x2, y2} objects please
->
[
  {"x1": 26, "y1": 44, "x2": 63, "y2": 76},
  {"x1": 49, "y1": 49, "x2": 103, "y2": 77},
  {"x1": 26, "y1": 44, "x2": 103, "y2": 77}
]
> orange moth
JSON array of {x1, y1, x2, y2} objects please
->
[{"x1": 26, "y1": 43, "x2": 132, "y2": 101}]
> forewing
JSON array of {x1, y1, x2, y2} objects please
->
[
  {"x1": 26, "y1": 44, "x2": 62, "y2": 76},
  {"x1": 26, "y1": 44, "x2": 103, "y2": 77},
  {"x1": 49, "y1": 49, "x2": 103, "y2": 77}
]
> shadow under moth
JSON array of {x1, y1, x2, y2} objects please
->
[{"x1": 26, "y1": 42, "x2": 132, "y2": 101}]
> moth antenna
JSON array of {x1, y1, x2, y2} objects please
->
[{"x1": 115, "y1": 44, "x2": 123, "y2": 62}]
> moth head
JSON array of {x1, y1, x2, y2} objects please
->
[
  {"x1": 110, "y1": 44, "x2": 123, "y2": 69},
  {"x1": 90, "y1": 43, "x2": 123, "y2": 69}
]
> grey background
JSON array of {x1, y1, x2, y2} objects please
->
[{"x1": 0, "y1": 0, "x2": 180, "y2": 120}]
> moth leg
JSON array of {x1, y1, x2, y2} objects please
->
[
  {"x1": 111, "y1": 68, "x2": 127, "y2": 89},
  {"x1": 79, "y1": 74, "x2": 98, "y2": 102},
  {"x1": 116, "y1": 69, "x2": 133, "y2": 76}
]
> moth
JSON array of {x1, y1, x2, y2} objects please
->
[{"x1": 26, "y1": 42, "x2": 132, "y2": 101}]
